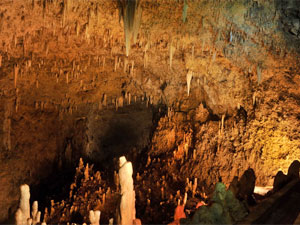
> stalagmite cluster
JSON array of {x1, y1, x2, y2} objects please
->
[{"x1": 15, "y1": 185, "x2": 41, "y2": 225}]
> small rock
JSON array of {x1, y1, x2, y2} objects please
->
[
  {"x1": 287, "y1": 160, "x2": 300, "y2": 179},
  {"x1": 194, "y1": 103, "x2": 209, "y2": 123},
  {"x1": 273, "y1": 171, "x2": 288, "y2": 192},
  {"x1": 237, "y1": 168, "x2": 256, "y2": 204}
]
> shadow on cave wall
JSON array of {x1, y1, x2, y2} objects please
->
[{"x1": 85, "y1": 103, "x2": 154, "y2": 172}]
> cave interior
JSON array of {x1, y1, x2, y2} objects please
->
[{"x1": 1, "y1": 0, "x2": 300, "y2": 224}]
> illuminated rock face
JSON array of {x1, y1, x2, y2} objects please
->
[{"x1": 0, "y1": 0, "x2": 299, "y2": 222}]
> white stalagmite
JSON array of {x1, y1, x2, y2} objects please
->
[
  {"x1": 118, "y1": 156, "x2": 136, "y2": 225},
  {"x1": 31, "y1": 201, "x2": 41, "y2": 225},
  {"x1": 15, "y1": 184, "x2": 30, "y2": 225},
  {"x1": 89, "y1": 210, "x2": 101, "y2": 225},
  {"x1": 186, "y1": 70, "x2": 193, "y2": 96},
  {"x1": 20, "y1": 184, "x2": 30, "y2": 220},
  {"x1": 15, "y1": 209, "x2": 24, "y2": 225}
]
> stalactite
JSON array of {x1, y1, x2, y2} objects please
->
[
  {"x1": 257, "y1": 64, "x2": 262, "y2": 84},
  {"x1": 14, "y1": 64, "x2": 19, "y2": 88},
  {"x1": 212, "y1": 51, "x2": 216, "y2": 62},
  {"x1": 182, "y1": 0, "x2": 188, "y2": 23},
  {"x1": 66, "y1": 72, "x2": 69, "y2": 84},
  {"x1": 102, "y1": 56, "x2": 105, "y2": 69},
  {"x1": 186, "y1": 70, "x2": 193, "y2": 96},
  {"x1": 221, "y1": 114, "x2": 225, "y2": 133},
  {"x1": 130, "y1": 60, "x2": 134, "y2": 76},
  {"x1": 169, "y1": 44, "x2": 175, "y2": 69},
  {"x1": 114, "y1": 56, "x2": 118, "y2": 72},
  {"x1": 143, "y1": 52, "x2": 148, "y2": 68},
  {"x1": 191, "y1": 45, "x2": 194, "y2": 60},
  {"x1": 117, "y1": 0, "x2": 142, "y2": 56}
]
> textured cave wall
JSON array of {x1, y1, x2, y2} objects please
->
[{"x1": 0, "y1": 0, "x2": 299, "y2": 222}]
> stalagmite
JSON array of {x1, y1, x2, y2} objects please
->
[
  {"x1": 15, "y1": 209, "x2": 24, "y2": 225},
  {"x1": 186, "y1": 70, "x2": 193, "y2": 96},
  {"x1": 89, "y1": 210, "x2": 101, "y2": 225},
  {"x1": 124, "y1": 58, "x2": 128, "y2": 73},
  {"x1": 31, "y1": 201, "x2": 41, "y2": 225},
  {"x1": 128, "y1": 93, "x2": 131, "y2": 105},
  {"x1": 192, "y1": 178, "x2": 197, "y2": 197},
  {"x1": 50, "y1": 200, "x2": 55, "y2": 216},
  {"x1": 183, "y1": 192, "x2": 188, "y2": 206},
  {"x1": 20, "y1": 184, "x2": 30, "y2": 219},
  {"x1": 115, "y1": 98, "x2": 119, "y2": 111},
  {"x1": 84, "y1": 164, "x2": 89, "y2": 181},
  {"x1": 118, "y1": 156, "x2": 136, "y2": 225},
  {"x1": 15, "y1": 184, "x2": 31, "y2": 225},
  {"x1": 118, "y1": 96, "x2": 124, "y2": 108}
]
